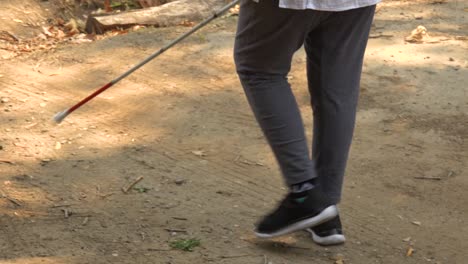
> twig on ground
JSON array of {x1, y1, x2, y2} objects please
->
[
  {"x1": 0, "y1": 30, "x2": 19, "y2": 42},
  {"x1": 369, "y1": 34, "x2": 394, "y2": 39},
  {"x1": 122, "y1": 176, "x2": 144, "y2": 193},
  {"x1": 0, "y1": 190, "x2": 21, "y2": 207},
  {"x1": 414, "y1": 176, "x2": 442, "y2": 181},
  {"x1": 99, "y1": 192, "x2": 115, "y2": 199},
  {"x1": 408, "y1": 143, "x2": 423, "y2": 148},
  {"x1": 234, "y1": 156, "x2": 264, "y2": 166},
  {"x1": 285, "y1": 245, "x2": 311, "y2": 250},
  {"x1": 172, "y1": 217, "x2": 188, "y2": 221},
  {"x1": 165, "y1": 228, "x2": 188, "y2": 233},
  {"x1": 7, "y1": 197, "x2": 21, "y2": 207},
  {"x1": 162, "y1": 151, "x2": 177, "y2": 161},
  {"x1": 24, "y1": 122, "x2": 38, "y2": 129},
  {"x1": 147, "y1": 248, "x2": 172, "y2": 251},
  {"x1": 240, "y1": 159, "x2": 264, "y2": 166},
  {"x1": 1, "y1": 195, "x2": 22, "y2": 207},
  {"x1": 0, "y1": 159, "x2": 15, "y2": 165},
  {"x1": 13, "y1": 143, "x2": 28, "y2": 148},
  {"x1": 51, "y1": 203, "x2": 75, "y2": 208},
  {"x1": 217, "y1": 254, "x2": 261, "y2": 260},
  {"x1": 61, "y1": 208, "x2": 70, "y2": 218}
]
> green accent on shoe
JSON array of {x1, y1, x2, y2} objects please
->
[{"x1": 295, "y1": 197, "x2": 307, "y2": 203}]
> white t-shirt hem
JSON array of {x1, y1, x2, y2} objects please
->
[
  {"x1": 279, "y1": 0, "x2": 380, "y2": 12},
  {"x1": 275, "y1": 0, "x2": 381, "y2": 11}
]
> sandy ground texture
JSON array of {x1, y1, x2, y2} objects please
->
[{"x1": 0, "y1": 0, "x2": 467, "y2": 263}]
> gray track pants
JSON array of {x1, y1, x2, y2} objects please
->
[{"x1": 234, "y1": 0, "x2": 376, "y2": 203}]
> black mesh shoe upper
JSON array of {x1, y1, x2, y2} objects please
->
[
  {"x1": 311, "y1": 215, "x2": 343, "y2": 237},
  {"x1": 256, "y1": 189, "x2": 333, "y2": 234}
]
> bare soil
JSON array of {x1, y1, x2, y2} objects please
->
[{"x1": 0, "y1": 0, "x2": 467, "y2": 263}]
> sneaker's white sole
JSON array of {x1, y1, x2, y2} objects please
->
[
  {"x1": 254, "y1": 205, "x2": 338, "y2": 239},
  {"x1": 306, "y1": 229, "x2": 346, "y2": 246}
]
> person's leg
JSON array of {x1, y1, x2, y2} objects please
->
[
  {"x1": 234, "y1": 0, "x2": 315, "y2": 186},
  {"x1": 306, "y1": 5, "x2": 376, "y2": 204},
  {"x1": 304, "y1": 5, "x2": 376, "y2": 244},
  {"x1": 234, "y1": 0, "x2": 337, "y2": 238}
]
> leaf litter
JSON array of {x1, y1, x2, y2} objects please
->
[{"x1": 0, "y1": 18, "x2": 143, "y2": 58}]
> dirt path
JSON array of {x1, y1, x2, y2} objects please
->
[{"x1": 1, "y1": 1, "x2": 467, "y2": 263}]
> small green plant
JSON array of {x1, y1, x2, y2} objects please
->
[
  {"x1": 110, "y1": 0, "x2": 139, "y2": 10},
  {"x1": 133, "y1": 186, "x2": 151, "y2": 193},
  {"x1": 170, "y1": 238, "x2": 201, "y2": 252}
]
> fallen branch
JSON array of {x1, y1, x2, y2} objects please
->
[
  {"x1": 85, "y1": 0, "x2": 227, "y2": 34},
  {"x1": 138, "y1": 0, "x2": 179, "y2": 8},
  {"x1": 122, "y1": 176, "x2": 144, "y2": 193}
]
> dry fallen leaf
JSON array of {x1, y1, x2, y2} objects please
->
[
  {"x1": 405, "y1": 25, "x2": 430, "y2": 43},
  {"x1": 65, "y1": 19, "x2": 80, "y2": 35},
  {"x1": 42, "y1": 26, "x2": 53, "y2": 37},
  {"x1": 3, "y1": 20, "x2": 93, "y2": 56},
  {"x1": 229, "y1": 4, "x2": 240, "y2": 15},
  {"x1": 331, "y1": 254, "x2": 345, "y2": 264},
  {"x1": 56, "y1": 29, "x2": 66, "y2": 39},
  {"x1": 406, "y1": 246, "x2": 414, "y2": 257},
  {"x1": 13, "y1": 19, "x2": 23, "y2": 23},
  {"x1": 71, "y1": 35, "x2": 93, "y2": 44},
  {"x1": 132, "y1": 25, "x2": 145, "y2": 31},
  {"x1": 180, "y1": 20, "x2": 195, "y2": 27},
  {"x1": 412, "y1": 221, "x2": 422, "y2": 226}
]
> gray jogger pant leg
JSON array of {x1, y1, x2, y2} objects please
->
[{"x1": 234, "y1": 0, "x2": 375, "y2": 204}]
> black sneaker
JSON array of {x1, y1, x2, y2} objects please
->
[
  {"x1": 254, "y1": 189, "x2": 338, "y2": 238},
  {"x1": 306, "y1": 215, "x2": 345, "y2": 246}
]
